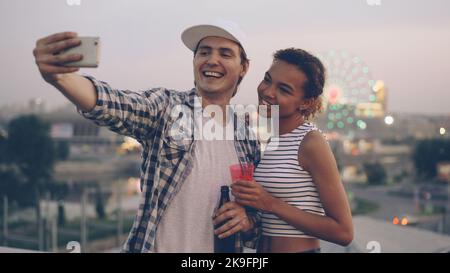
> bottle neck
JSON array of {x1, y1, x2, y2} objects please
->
[{"x1": 219, "y1": 187, "x2": 230, "y2": 206}]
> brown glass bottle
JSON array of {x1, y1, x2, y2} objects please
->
[{"x1": 214, "y1": 186, "x2": 236, "y2": 253}]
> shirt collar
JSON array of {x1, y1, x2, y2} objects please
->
[{"x1": 186, "y1": 88, "x2": 199, "y2": 109}]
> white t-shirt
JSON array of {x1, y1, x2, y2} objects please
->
[{"x1": 154, "y1": 138, "x2": 239, "y2": 252}]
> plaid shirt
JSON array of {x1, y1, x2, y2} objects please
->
[{"x1": 78, "y1": 76, "x2": 261, "y2": 253}]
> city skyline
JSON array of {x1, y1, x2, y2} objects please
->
[{"x1": 1, "y1": 0, "x2": 450, "y2": 114}]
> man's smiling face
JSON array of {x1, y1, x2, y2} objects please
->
[{"x1": 193, "y1": 36, "x2": 247, "y2": 98}]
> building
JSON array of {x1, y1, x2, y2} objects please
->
[{"x1": 41, "y1": 104, "x2": 127, "y2": 158}]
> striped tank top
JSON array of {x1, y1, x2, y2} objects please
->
[{"x1": 254, "y1": 122, "x2": 325, "y2": 238}]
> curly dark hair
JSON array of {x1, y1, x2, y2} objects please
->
[{"x1": 273, "y1": 48, "x2": 326, "y2": 119}]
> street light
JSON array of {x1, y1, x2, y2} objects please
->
[
  {"x1": 384, "y1": 115, "x2": 394, "y2": 125},
  {"x1": 440, "y1": 127, "x2": 446, "y2": 135}
]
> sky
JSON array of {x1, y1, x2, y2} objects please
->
[{"x1": 1, "y1": 0, "x2": 450, "y2": 114}]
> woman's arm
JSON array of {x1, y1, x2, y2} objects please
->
[{"x1": 232, "y1": 130, "x2": 353, "y2": 246}]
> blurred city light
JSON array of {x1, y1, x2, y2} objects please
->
[
  {"x1": 372, "y1": 80, "x2": 385, "y2": 93},
  {"x1": 118, "y1": 136, "x2": 141, "y2": 154},
  {"x1": 401, "y1": 217, "x2": 409, "y2": 226},
  {"x1": 440, "y1": 127, "x2": 446, "y2": 135},
  {"x1": 356, "y1": 120, "x2": 367, "y2": 130},
  {"x1": 393, "y1": 216, "x2": 412, "y2": 226},
  {"x1": 393, "y1": 216, "x2": 400, "y2": 225},
  {"x1": 384, "y1": 115, "x2": 394, "y2": 125},
  {"x1": 127, "y1": 177, "x2": 141, "y2": 195}
]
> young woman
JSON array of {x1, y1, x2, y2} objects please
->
[{"x1": 231, "y1": 48, "x2": 353, "y2": 253}]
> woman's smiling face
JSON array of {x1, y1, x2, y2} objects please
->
[{"x1": 257, "y1": 60, "x2": 308, "y2": 119}]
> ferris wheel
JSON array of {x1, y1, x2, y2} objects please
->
[{"x1": 317, "y1": 49, "x2": 382, "y2": 131}]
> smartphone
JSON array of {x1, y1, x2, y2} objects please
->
[{"x1": 60, "y1": 36, "x2": 100, "y2": 68}]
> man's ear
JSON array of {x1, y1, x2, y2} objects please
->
[{"x1": 240, "y1": 61, "x2": 250, "y2": 77}]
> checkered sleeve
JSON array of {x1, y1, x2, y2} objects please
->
[
  {"x1": 242, "y1": 211, "x2": 262, "y2": 250},
  {"x1": 77, "y1": 75, "x2": 169, "y2": 141},
  {"x1": 242, "y1": 139, "x2": 262, "y2": 250}
]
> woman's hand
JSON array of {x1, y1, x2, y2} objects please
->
[
  {"x1": 213, "y1": 201, "x2": 252, "y2": 239},
  {"x1": 231, "y1": 180, "x2": 277, "y2": 213}
]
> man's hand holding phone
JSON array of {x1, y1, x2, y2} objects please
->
[
  {"x1": 33, "y1": 32, "x2": 101, "y2": 112},
  {"x1": 33, "y1": 32, "x2": 99, "y2": 85}
]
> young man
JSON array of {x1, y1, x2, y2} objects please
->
[{"x1": 32, "y1": 20, "x2": 260, "y2": 253}]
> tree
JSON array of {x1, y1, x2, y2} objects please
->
[
  {"x1": 2, "y1": 115, "x2": 56, "y2": 226},
  {"x1": 7, "y1": 115, "x2": 55, "y2": 183},
  {"x1": 0, "y1": 164, "x2": 30, "y2": 209},
  {"x1": 364, "y1": 162, "x2": 387, "y2": 185},
  {"x1": 95, "y1": 188, "x2": 106, "y2": 219},
  {"x1": 0, "y1": 132, "x2": 8, "y2": 162},
  {"x1": 55, "y1": 141, "x2": 70, "y2": 161},
  {"x1": 413, "y1": 139, "x2": 450, "y2": 179}
]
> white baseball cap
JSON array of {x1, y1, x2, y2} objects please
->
[{"x1": 181, "y1": 18, "x2": 248, "y2": 55}]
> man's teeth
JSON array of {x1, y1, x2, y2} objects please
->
[{"x1": 203, "y1": 71, "x2": 223, "y2": 78}]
